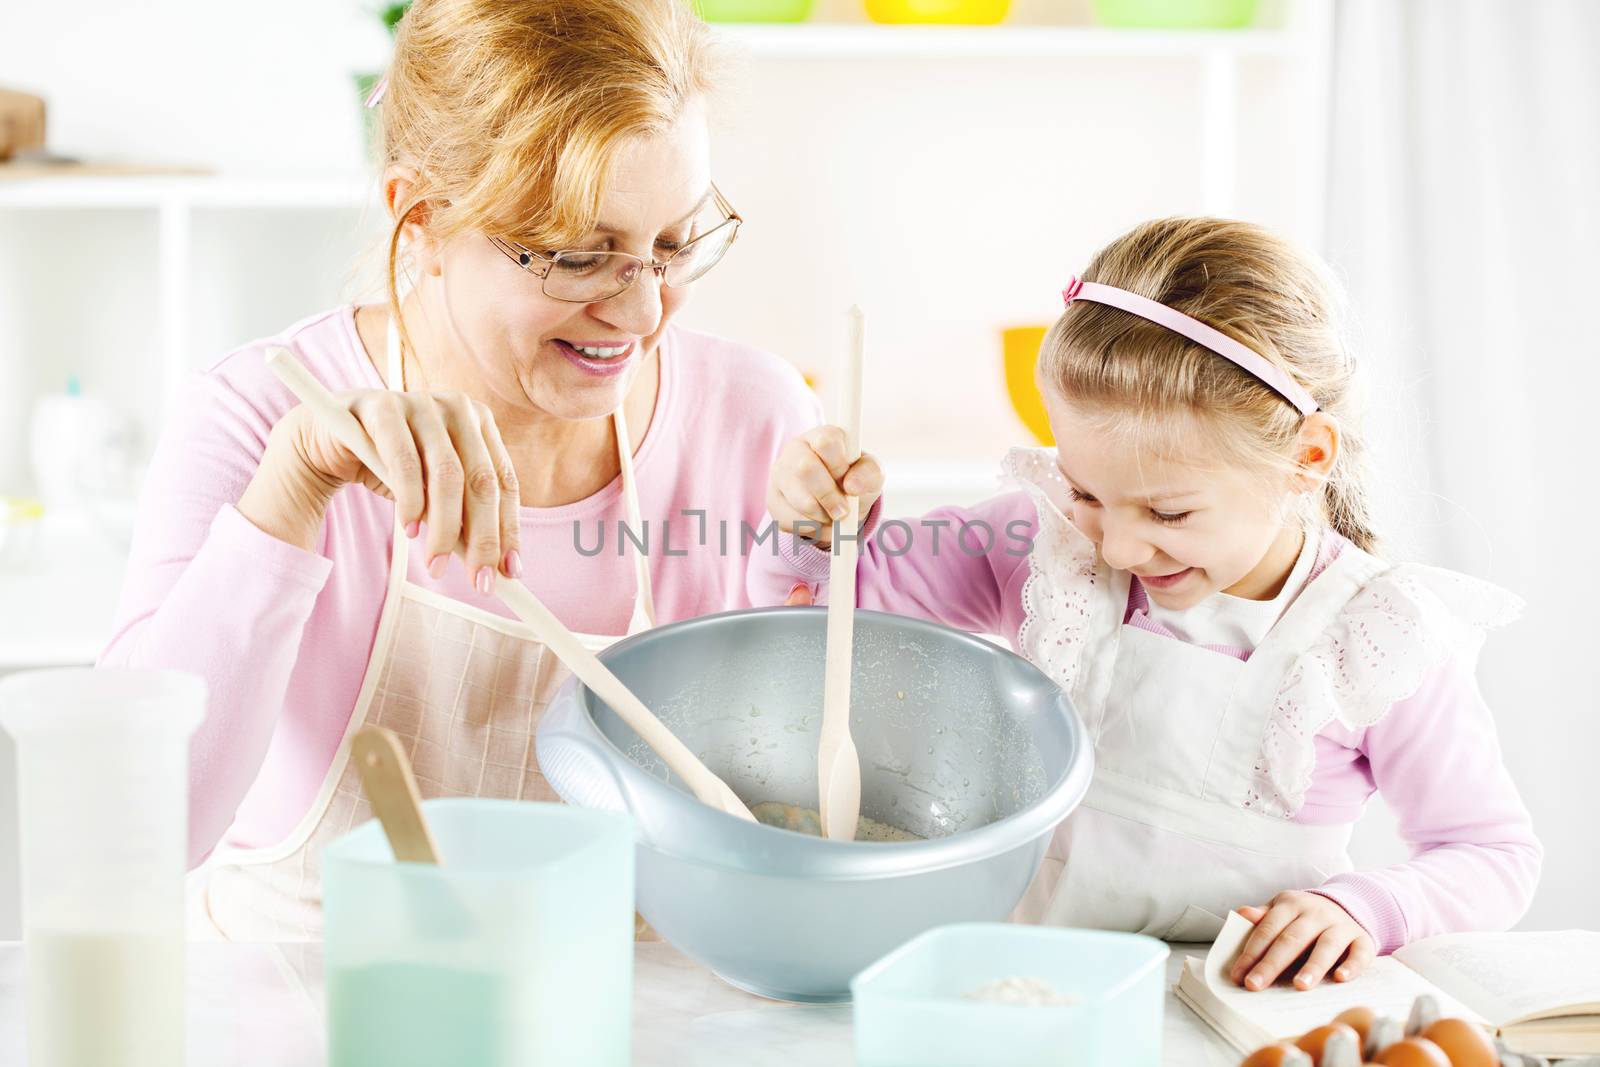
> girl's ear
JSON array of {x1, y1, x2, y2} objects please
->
[
  {"x1": 1292, "y1": 412, "x2": 1340, "y2": 492},
  {"x1": 383, "y1": 164, "x2": 444, "y2": 278}
]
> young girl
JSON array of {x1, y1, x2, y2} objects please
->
[{"x1": 754, "y1": 217, "x2": 1541, "y2": 991}]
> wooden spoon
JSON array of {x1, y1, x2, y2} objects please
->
[
  {"x1": 350, "y1": 725, "x2": 441, "y2": 864},
  {"x1": 266, "y1": 346, "x2": 756, "y2": 823},
  {"x1": 818, "y1": 306, "x2": 865, "y2": 841},
  {"x1": 348, "y1": 725, "x2": 479, "y2": 937}
]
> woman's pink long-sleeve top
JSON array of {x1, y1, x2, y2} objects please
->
[{"x1": 103, "y1": 307, "x2": 823, "y2": 867}]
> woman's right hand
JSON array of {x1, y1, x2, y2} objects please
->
[
  {"x1": 239, "y1": 388, "x2": 522, "y2": 591},
  {"x1": 767, "y1": 426, "x2": 884, "y2": 549}
]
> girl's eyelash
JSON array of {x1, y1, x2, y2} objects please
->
[{"x1": 1069, "y1": 486, "x2": 1190, "y2": 526}]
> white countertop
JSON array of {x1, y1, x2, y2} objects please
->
[{"x1": 0, "y1": 938, "x2": 1239, "y2": 1065}]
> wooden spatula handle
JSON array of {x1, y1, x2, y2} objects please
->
[
  {"x1": 819, "y1": 306, "x2": 866, "y2": 841},
  {"x1": 351, "y1": 725, "x2": 441, "y2": 865}
]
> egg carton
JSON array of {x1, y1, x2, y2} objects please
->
[{"x1": 1242, "y1": 994, "x2": 1600, "y2": 1066}]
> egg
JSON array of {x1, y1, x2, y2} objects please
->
[
  {"x1": 1334, "y1": 1007, "x2": 1378, "y2": 1045},
  {"x1": 1240, "y1": 1044, "x2": 1313, "y2": 1067},
  {"x1": 1298, "y1": 1023, "x2": 1362, "y2": 1065},
  {"x1": 1421, "y1": 1018, "x2": 1497, "y2": 1067},
  {"x1": 1374, "y1": 1037, "x2": 1452, "y2": 1067}
]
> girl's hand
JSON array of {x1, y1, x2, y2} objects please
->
[
  {"x1": 1228, "y1": 892, "x2": 1376, "y2": 992},
  {"x1": 766, "y1": 426, "x2": 883, "y2": 549},
  {"x1": 240, "y1": 388, "x2": 521, "y2": 590}
]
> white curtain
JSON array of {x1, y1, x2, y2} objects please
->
[{"x1": 1324, "y1": 0, "x2": 1600, "y2": 929}]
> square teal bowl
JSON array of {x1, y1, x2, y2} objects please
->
[
  {"x1": 851, "y1": 924, "x2": 1170, "y2": 1067},
  {"x1": 323, "y1": 799, "x2": 635, "y2": 1067}
]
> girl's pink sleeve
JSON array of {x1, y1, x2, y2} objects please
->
[
  {"x1": 746, "y1": 491, "x2": 1037, "y2": 638},
  {"x1": 1310, "y1": 656, "x2": 1543, "y2": 954},
  {"x1": 99, "y1": 368, "x2": 335, "y2": 866}
]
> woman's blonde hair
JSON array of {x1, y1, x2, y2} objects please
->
[
  {"x1": 1040, "y1": 217, "x2": 1379, "y2": 553},
  {"x1": 377, "y1": 0, "x2": 718, "y2": 351}
]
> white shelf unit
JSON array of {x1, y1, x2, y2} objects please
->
[
  {"x1": 0, "y1": 8, "x2": 1335, "y2": 670},
  {"x1": 0, "y1": 11, "x2": 1334, "y2": 420},
  {"x1": 0, "y1": 176, "x2": 371, "y2": 209},
  {"x1": 0, "y1": 176, "x2": 375, "y2": 421}
]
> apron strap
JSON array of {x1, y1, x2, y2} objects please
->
[
  {"x1": 1077, "y1": 566, "x2": 1132, "y2": 743},
  {"x1": 1217, "y1": 545, "x2": 1393, "y2": 808},
  {"x1": 613, "y1": 404, "x2": 657, "y2": 634},
  {"x1": 1245, "y1": 546, "x2": 1391, "y2": 673},
  {"x1": 383, "y1": 317, "x2": 412, "y2": 592}
]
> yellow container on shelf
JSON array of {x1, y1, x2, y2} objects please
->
[
  {"x1": 1002, "y1": 325, "x2": 1054, "y2": 446},
  {"x1": 865, "y1": 0, "x2": 1010, "y2": 25}
]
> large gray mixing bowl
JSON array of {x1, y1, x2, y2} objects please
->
[{"x1": 537, "y1": 607, "x2": 1092, "y2": 1003}]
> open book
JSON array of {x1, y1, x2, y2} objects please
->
[{"x1": 1175, "y1": 912, "x2": 1600, "y2": 1059}]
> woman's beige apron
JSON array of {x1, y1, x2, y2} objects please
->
[
  {"x1": 190, "y1": 321, "x2": 657, "y2": 941},
  {"x1": 1006, "y1": 448, "x2": 1384, "y2": 941}
]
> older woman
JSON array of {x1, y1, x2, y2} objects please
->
[{"x1": 103, "y1": 0, "x2": 821, "y2": 939}]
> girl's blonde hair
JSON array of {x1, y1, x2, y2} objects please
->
[
  {"x1": 1040, "y1": 217, "x2": 1379, "y2": 553},
  {"x1": 377, "y1": 0, "x2": 718, "y2": 351}
]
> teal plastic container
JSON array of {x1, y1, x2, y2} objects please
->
[
  {"x1": 1093, "y1": 0, "x2": 1259, "y2": 28},
  {"x1": 694, "y1": 0, "x2": 814, "y2": 22},
  {"x1": 851, "y1": 924, "x2": 1170, "y2": 1067},
  {"x1": 323, "y1": 799, "x2": 635, "y2": 1067}
]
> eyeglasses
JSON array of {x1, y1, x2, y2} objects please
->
[{"x1": 489, "y1": 185, "x2": 742, "y2": 303}]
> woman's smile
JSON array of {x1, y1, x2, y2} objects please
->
[{"x1": 550, "y1": 337, "x2": 638, "y2": 378}]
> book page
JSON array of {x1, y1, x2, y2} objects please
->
[
  {"x1": 1176, "y1": 970, "x2": 1267, "y2": 1053},
  {"x1": 1195, "y1": 911, "x2": 1485, "y2": 1041},
  {"x1": 1394, "y1": 930, "x2": 1600, "y2": 1027}
]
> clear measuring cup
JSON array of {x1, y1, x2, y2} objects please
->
[
  {"x1": 0, "y1": 667, "x2": 206, "y2": 1067},
  {"x1": 323, "y1": 797, "x2": 636, "y2": 1067}
]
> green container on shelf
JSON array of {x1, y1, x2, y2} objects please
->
[
  {"x1": 695, "y1": 0, "x2": 814, "y2": 22},
  {"x1": 865, "y1": 0, "x2": 1011, "y2": 25},
  {"x1": 1093, "y1": 0, "x2": 1259, "y2": 28},
  {"x1": 354, "y1": 72, "x2": 383, "y2": 161}
]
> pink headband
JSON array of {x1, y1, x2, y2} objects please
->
[
  {"x1": 364, "y1": 74, "x2": 389, "y2": 109},
  {"x1": 1062, "y1": 276, "x2": 1318, "y2": 416}
]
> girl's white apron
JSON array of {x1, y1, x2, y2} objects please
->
[{"x1": 1003, "y1": 447, "x2": 1515, "y2": 942}]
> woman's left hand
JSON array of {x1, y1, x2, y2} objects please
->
[{"x1": 1228, "y1": 891, "x2": 1376, "y2": 992}]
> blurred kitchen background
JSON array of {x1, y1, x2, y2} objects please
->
[{"x1": 1, "y1": 0, "x2": 1595, "y2": 939}]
